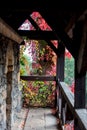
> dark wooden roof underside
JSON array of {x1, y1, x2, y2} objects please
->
[{"x1": 0, "y1": 0, "x2": 87, "y2": 72}]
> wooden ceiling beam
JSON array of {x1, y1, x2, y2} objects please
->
[
  {"x1": 18, "y1": 30, "x2": 58, "y2": 40},
  {"x1": 27, "y1": 15, "x2": 58, "y2": 54},
  {"x1": 40, "y1": 11, "x2": 76, "y2": 58},
  {"x1": 54, "y1": 28, "x2": 75, "y2": 58},
  {"x1": 0, "y1": 18, "x2": 23, "y2": 43},
  {"x1": 76, "y1": 14, "x2": 87, "y2": 73}
]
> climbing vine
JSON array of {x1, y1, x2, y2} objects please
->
[{"x1": 19, "y1": 11, "x2": 74, "y2": 108}]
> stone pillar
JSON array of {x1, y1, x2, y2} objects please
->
[
  {"x1": 11, "y1": 43, "x2": 22, "y2": 127},
  {"x1": 6, "y1": 71, "x2": 12, "y2": 130},
  {"x1": 0, "y1": 38, "x2": 8, "y2": 130},
  {"x1": 0, "y1": 75, "x2": 7, "y2": 130},
  {"x1": 0, "y1": 34, "x2": 22, "y2": 130},
  {"x1": 0, "y1": 36, "x2": 22, "y2": 129},
  {"x1": 6, "y1": 41, "x2": 14, "y2": 130}
]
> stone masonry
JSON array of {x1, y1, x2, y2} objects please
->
[{"x1": 0, "y1": 35, "x2": 22, "y2": 130}]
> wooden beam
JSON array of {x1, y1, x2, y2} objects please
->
[
  {"x1": 0, "y1": 18, "x2": 23, "y2": 43},
  {"x1": 39, "y1": 11, "x2": 76, "y2": 58},
  {"x1": 75, "y1": 60, "x2": 86, "y2": 108},
  {"x1": 75, "y1": 109, "x2": 87, "y2": 130},
  {"x1": 73, "y1": 15, "x2": 87, "y2": 108},
  {"x1": 59, "y1": 82, "x2": 87, "y2": 130},
  {"x1": 57, "y1": 42, "x2": 65, "y2": 81},
  {"x1": 45, "y1": 39, "x2": 58, "y2": 54},
  {"x1": 65, "y1": 10, "x2": 86, "y2": 35},
  {"x1": 20, "y1": 76, "x2": 56, "y2": 81},
  {"x1": 19, "y1": 17, "x2": 58, "y2": 54},
  {"x1": 77, "y1": 15, "x2": 87, "y2": 73},
  {"x1": 65, "y1": 15, "x2": 77, "y2": 33},
  {"x1": 53, "y1": 28, "x2": 75, "y2": 58},
  {"x1": 27, "y1": 16, "x2": 58, "y2": 54},
  {"x1": 18, "y1": 30, "x2": 58, "y2": 40}
]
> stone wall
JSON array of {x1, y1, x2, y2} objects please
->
[
  {"x1": 0, "y1": 36, "x2": 8, "y2": 130},
  {"x1": 0, "y1": 34, "x2": 22, "y2": 130},
  {"x1": 11, "y1": 43, "x2": 22, "y2": 128}
]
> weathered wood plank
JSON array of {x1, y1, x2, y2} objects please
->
[
  {"x1": 75, "y1": 109, "x2": 87, "y2": 130},
  {"x1": 58, "y1": 81, "x2": 87, "y2": 130},
  {"x1": 59, "y1": 82, "x2": 74, "y2": 108}
]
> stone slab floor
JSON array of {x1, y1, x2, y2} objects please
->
[
  {"x1": 11, "y1": 108, "x2": 29, "y2": 130},
  {"x1": 24, "y1": 107, "x2": 60, "y2": 130}
]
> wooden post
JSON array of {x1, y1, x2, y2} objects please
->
[
  {"x1": 57, "y1": 41, "x2": 65, "y2": 81},
  {"x1": 74, "y1": 60, "x2": 86, "y2": 108},
  {"x1": 56, "y1": 41, "x2": 65, "y2": 117},
  {"x1": 73, "y1": 14, "x2": 87, "y2": 109},
  {"x1": 73, "y1": 13, "x2": 87, "y2": 130}
]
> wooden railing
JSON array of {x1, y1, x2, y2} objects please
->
[
  {"x1": 57, "y1": 81, "x2": 87, "y2": 130},
  {"x1": 21, "y1": 75, "x2": 56, "y2": 81},
  {"x1": 20, "y1": 76, "x2": 87, "y2": 129}
]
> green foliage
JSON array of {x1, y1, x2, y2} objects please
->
[
  {"x1": 20, "y1": 53, "x2": 32, "y2": 75},
  {"x1": 22, "y1": 81, "x2": 56, "y2": 107},
  {"x1": 64, "y1": 57, "x2": 74, "y2": 86},
  {"x1": 20, "y1": 39, "x2": 56, "y2": 107}
]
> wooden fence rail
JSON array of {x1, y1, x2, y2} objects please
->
[
  {"x1": 20, "y1": 76, "x2": 56, "y2": 81},
  {"x1": 57, "y1": 81, "x2": 87, "y2": 130}
]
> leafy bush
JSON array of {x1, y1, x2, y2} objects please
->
[{"x1": 22, "y1": 80, "x2": 56, "y2": 107}]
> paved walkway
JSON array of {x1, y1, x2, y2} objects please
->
[
  {"x1": 12, "y1": 107, "x2": 61, "y2": 130},
  {"x1": 12, "y1": 107, "x2": 29, "y2": 130},
  {"x1": 24, "y1": 107, "x2": 59, "y2": 130}
]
